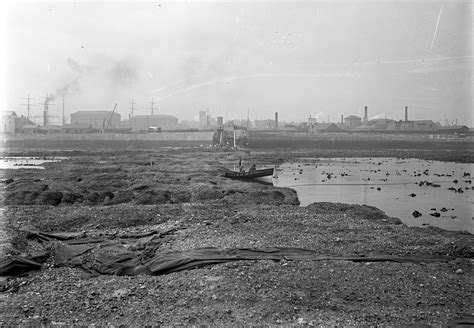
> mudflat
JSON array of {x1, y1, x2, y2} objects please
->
[{"x1": 0, "y1": 148, "x2": 472, "y2": 327}]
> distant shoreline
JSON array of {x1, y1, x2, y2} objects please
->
[{"x1": 1, "y1": 132, "x2": 473, "y2": 163}]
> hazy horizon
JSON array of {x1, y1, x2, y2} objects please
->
[{"x1": 2, "y1": 1, "x2": 472, "y2": 126}]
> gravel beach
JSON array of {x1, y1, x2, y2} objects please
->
[{"x1": 0, "y1": 148, "x2": 472, "y2": 327}]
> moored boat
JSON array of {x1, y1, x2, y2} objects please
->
[{"x1": 225, "y1": 167, "x2": 275, "y2": 179}]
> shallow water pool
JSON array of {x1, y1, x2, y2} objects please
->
[
  {"x1": 0, "y1": 157, "x2": 67, "y2": 170},
  {"x1": 273, "y1": 157, "x2": 473, "y2": 233}
]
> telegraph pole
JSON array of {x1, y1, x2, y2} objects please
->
[
  {"x1": 130, "y1": 99, "x2": 135, "y2": 118},
  {"x1": 20, "y1": 94, "x2": 35, "y2": 120},
  {"x1": 150, "y1": 98, "x2": 155, "y2": 116}
]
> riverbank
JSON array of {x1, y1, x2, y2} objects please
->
[{"x1": 0, "y1": 148, "x2": 472, "y2": 326}]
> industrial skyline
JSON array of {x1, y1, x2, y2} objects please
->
[
  {"x1": 10, "y1": 94, "x2": 465, "y2": 128},
  {"x1": 2, "y1": 1, "x2": 472, "y2": 125}
]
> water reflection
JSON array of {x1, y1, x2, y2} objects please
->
[
  {"x1": 0, "y1": 157, "x2": 66, "y2": 170},
  {"x1": 274, "y1": 158, "x2": 473, "y2": 233}
]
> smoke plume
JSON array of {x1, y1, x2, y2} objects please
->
[
  {"x1": 46, "y1": 58, "x2": 87, "y2": 102},
  {"x1": 67, "y1": 58, "x2": 84, "y2": 74},
  {"x1": 108, "y1": 57, "x2": 138, "y2": 87},
  {"x1": 369, "y1": 113, "x2": 387, "y2": 120}
]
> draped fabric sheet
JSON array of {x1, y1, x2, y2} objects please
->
[{"x1": 0, "y1": 230, "x2": 452, "y2": 277}]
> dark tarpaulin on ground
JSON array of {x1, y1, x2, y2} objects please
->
[
  {"x1": 0, "y1": 229, "x2": 454, "y2": 277},
  {"x1": 139, "y1": 247, "x2": 453, "y2": 276},
  {"x1": 25, "y1": 231, "x2": 88, "y2": 242},
  {"x1": 0, "y1": 256, "x2": 42, "y2": 276}
]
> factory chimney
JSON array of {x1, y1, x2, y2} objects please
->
[
  {"x1": 275, "y1": 112, "x2": 278, "y2": 129},
  {"x1": 363, "y1": 106, "x2": 368, "y2": 123},
  {"x1": 341, "y1": 114, "x2": 344, "y2": 124},
  {"x1": 405, "y1": 106, "x2": 408, "y2": 122},
  {"x1": 43, "y1": 98, "x2": 49, "y2": 126},
  {"x1": 62, "y1": 97, "x2": 66, "y2": 125}
]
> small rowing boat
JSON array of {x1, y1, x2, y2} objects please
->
[{"x1": 224, "y1": 167, "x2": 275, "y2": 180}]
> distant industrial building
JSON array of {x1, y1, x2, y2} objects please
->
[
  {"x1": 199, "y1": 111, "x2": 209, "y2": 129},
  {"x1": 344, "y1": 115, "x2": 362, "y2": 130},
  {"x1": 15, "y1": 115, "x2": 35, "y2": 132},
  {"x1": 225, "y1": 119, "x2": 251, "y2": 129},
  {"x1": 62, "y1": 124, "x2": 97, "y2": 134},
  {"x1": 437, "y1": 125, "x2": 469, "y2": 134},
  {"x1": 353, "y1": 119, "x2": 394, "y2": 132},
  {"x1": 253, "y1": 119, "x2": 277, "y2": 129},
  {"x1": 17, "y1": 124, "x2": 39, "y2": 134},
  {"x1": 385, "y1": 120, "x2": 438, "y2": 132},
  {"x1": 1, "y1": 111, "x2": 35, "y2": 134},
  {"x1": 1, "y1": 111, "x2": 17, "y2": 134},
  {"x1": 122, "y1": 115, "x2": 179, "y2": 131},
  {"x1": 411, "y1": 120, "x2": 438, "y2": 131},
  {"x1": 308, "y1": 122, "x2": 344, "y2": 134},
  {"x1": 70, "y1": 111, "x2": 121, "y2": 129},
  {"x1": 195, "y1": 110, "x2": 219, "y2": 129}
]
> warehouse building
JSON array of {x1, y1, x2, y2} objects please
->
[
  {"x1": 386, "y1": 120, "x2": 438, "y2": 132},
  {"x1": 344, "y1": 115, "x2": 362, "y2": 130},
  {"x1": 70, "y1": 111, "x2": 121, "y2": 129},
  {"x1": 308, "y1": 122, "x2": 344, "y2": 134},
  {"x1": 1, "y1": 111, "x2": 17, "y2": 134},
  {"x1": 122, "y1": 115, "x2": 179, "y2": 131}
]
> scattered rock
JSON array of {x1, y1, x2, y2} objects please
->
[
  {"x1": 412, "y1": 210, "x2": 422, "y2": 218},
  {"x1": 112, "y1": 288, "x2": 129, "y2": 298}
]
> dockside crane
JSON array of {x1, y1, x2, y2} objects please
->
[{"x1": 102, "y1": 103, "x2": 118, "y2": 130}]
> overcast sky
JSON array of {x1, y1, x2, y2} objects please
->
[{"x1": 2, "y1": 0, "x2": 472, "y2": 125}]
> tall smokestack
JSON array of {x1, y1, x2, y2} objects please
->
[
  {"x1": 405, "y1": 106, "x2": 408, "y2": 122},
  {"x1": 275, "y1": 112, "x2": 278, "y2": 129},
  {"x1": 363, "y1": 106, "x2": 368, "y2": 123},
  {"x1": 43, "y1": 98, "x2": 49, "y2": 126},
  {"x1": 62, "y1": 97, "x2": 66, "y2": 125},
  {"x1": 247, "y1": 108, "x2": 249, "y2": 129},
  {"x1": 341, "y1": 114, "x2": 344, "y2": 124}
]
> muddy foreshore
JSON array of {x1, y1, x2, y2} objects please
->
[{"x1": 0, "y1": 148, "x2": 472, "y2": 327}]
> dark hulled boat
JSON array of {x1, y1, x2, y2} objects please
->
[{"x1": 224, "y1": 167, "x2": 275, "y2": 180}]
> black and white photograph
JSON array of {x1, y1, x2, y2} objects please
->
[{"x1": 0, "y1": 0, "x2": 472, "y2": 326}]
